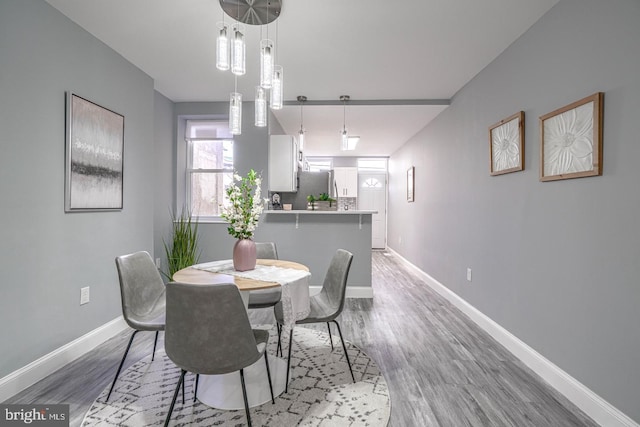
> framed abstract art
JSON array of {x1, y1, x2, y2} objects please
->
[{"x1": 65, "y1": 92, "x2": 124, "y2": 212}]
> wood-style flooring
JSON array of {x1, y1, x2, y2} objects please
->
[{"x1": 4, "y1": 251, "x2": 599, "y2": 426}]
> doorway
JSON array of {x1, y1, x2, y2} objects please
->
[{"x1": 358, "y1": 172, "x2": 387, "y2": 249}]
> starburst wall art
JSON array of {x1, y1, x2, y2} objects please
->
[
  {"x1": 489, "y1": 111, "x2": 524, "y2": 176},
  {"x1": 539, "y1": 92, "x2": 603, "y2": 181}
]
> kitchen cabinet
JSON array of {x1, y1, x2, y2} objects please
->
[
  {"x1": 333, "y1": 167, "x2": 358, "y2": 197},
  {"x1": 269, "y1": 135, "x2": 298, "y2": 192}
]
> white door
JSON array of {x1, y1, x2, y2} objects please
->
[{"x1": 358, "y1": 172, "x2": 387, "y2": 249}]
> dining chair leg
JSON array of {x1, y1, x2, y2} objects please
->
[
  {"x1": 181, "y1": 371, "x2": 186, "y2": 404},
  {"x1": 152, "y1": 331, "x2": 159, "y2": 361},
  {"x1": 332, "y1": 320, "x2": 356, "y2": 383},
  {"x1": 106, "y1": 330, "x2": 138, "y2": 402},
  {"x1": 164, "y1": 369, "x2": 186, "y2": 427},
  {"x1": 239, "y1": 369, "x2": 252, "y2": 427},
  {"x1": 264, "y1": 352, "x2": 275, "y2": 404},
  {"x1": 285, "y1": 327, "x2": 294, "y2": 393},
  {"x1": 276, "y1": 323, "x2": 282, "y2": 357},
  {"x1": 193, "y1": 374, "x2": 199, "y2": 403},
  {"x1": 326, "y1": 322, "x2": 334, "y2": 351}
]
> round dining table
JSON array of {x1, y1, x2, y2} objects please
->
[
  {"x1": 173, "y1": 258, "x2": 308, "y2": 292},
  {"x1": 172, "y1": 259, "x2": 310, "y2": 410}
]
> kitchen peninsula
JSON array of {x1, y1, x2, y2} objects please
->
[{"x1": 258, "y1": 209, "x2": 375, "y2": 298}]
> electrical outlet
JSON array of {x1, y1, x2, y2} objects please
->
[
  {"x1": 80, "y1": 286, "x2": 90, "y2": 305},
  {"x1": 466, "y1": 268, "x2": 472, "y2": 282},
  {"x1": 155, "y1": 258, "x2": 161, "y2": 269}
]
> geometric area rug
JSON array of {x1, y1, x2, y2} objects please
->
[{"x1": 82, "y1": 326, "x2": 390, "y2": 426}]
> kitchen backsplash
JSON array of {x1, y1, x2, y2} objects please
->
[{"x1": 337, "y1": 197, "x2": 357, "y2": 211}]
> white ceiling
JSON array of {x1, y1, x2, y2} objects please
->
[{"x1": 45, "y1": 0, "x2": 558, "y2": 157}]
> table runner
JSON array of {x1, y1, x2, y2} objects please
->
[{"x1": 192, "y1": 260, "x2": 311, "y2": 330}]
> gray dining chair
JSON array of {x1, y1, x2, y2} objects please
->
[
  {"x1": 247, "y1": 242, "x2": 281, "y2": 309},
  {"x1": 108, "y1": 251, "x2": 166, "y2": 402},
  {"x1": 275, "y1": 249, "x2": 355, "y2": 393},
  {"x1": 164, "y1": 281, "x2": 274, "y2": 427}
]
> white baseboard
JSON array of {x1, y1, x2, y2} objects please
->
[
  {"x1": 309, "y1": 285, "x2": 373, "y2": 299},
  {"x1": 387, "y1": 247, "x2": 639, "y2": 427},
  {"x1": 0, "y1": 316, "x2": 128, "y2": 402}
]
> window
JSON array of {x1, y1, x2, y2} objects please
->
[
  {"x1": 357, "y1": 158, "x2": 388, "y2": 172},
  {"x1": 186, "y1": 121, "x2": 233, "y2": 217},
  {"x1": 362, "y1": 178, "x2": 383, "y2": 188}
]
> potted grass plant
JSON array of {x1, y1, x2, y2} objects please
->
[{"x1": 162, "y1": 206, "x2": 200, "y2": 280}]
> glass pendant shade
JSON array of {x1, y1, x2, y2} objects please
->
[
  {"x1": 341, "y1": 129, "x2": 349, "y2": 151},
  {"x1": 298, "y1": 128, "x2": 305, "y2": 150},
  {"x1": 259, "y1": 39, "x2": 273, "y2": 88},
  {"x1": 230, "y1": 92, "x2": 242, "y2": 135},
  {"x1": 255, "y1": 86, "x2": 267, "y2": 127},
  {"x1": 270, "y1": 65, "x2": 283, "y2": 110},
  {"x1": 231, "y1": 26, "x2": 245, "y2": 76},
  {"x1": 216, "y1": 25, "x2": 230, "y2": 71}
]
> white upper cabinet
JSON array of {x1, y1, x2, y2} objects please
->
[
  {"x1": 333, "y1": 167, "x2": 358, "y2": 197},
  {"x1": 268, "y1": 135, "x2": 298, "y2": 192}
]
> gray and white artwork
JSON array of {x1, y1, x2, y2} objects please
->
[
  {"x1": 543, "y1": 102, "x2": 594, "y2": 176},
  {"x1": 66, "y1": 94, "x2": 124, "y2": 211}
]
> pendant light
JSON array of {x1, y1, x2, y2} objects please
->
[
  {"x1": 297, "y1": 95, "x2": 306, "y2": 150},
  {"x1": 230, "y1": 91, "x2": 242, "y2": 135},
  {"x1": 259, "y1": 39, "x2": 273, "y2": 88},
  {"x1": 259, "y1": 2, "x2": 273, "y2": 88},
  {"x1": 271, "y1": 65, "x2": 283, "y2": 109},
  {"x1": 255, "y1": 86, "x2": 267, "y2": 127},
  {"x1": 270, "y1": 19, "x2": 283, "y2": 110},
  {"x1": 217, "y1": 0, "x2": 284, "y2": 133},
  {"x1": 231, "y1": 23, "x2": 245, "y2": 76},
  {"x1": 340, "y1": 95, "x2": 349, "y2": 150},
  {"x1": 216, "y1": 22, "x2": 230, "y2": 71}
]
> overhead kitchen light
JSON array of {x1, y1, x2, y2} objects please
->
[
  {"x1": 340, "y1": 95, "x2": 357, "y2": 151},
  {"x1": 346, "y1": 136, "x2": 360, "y2": 150},
  {"x1": 217, "y1": 0, "x2": 284, "y2": 134},
  {"x1": 297, "y1": 95, "x2": 306, "y2": 150}
]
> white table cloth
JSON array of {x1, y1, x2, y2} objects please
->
[{"x1": 192, "y1": 260, "x2": 311, "y2": 331}]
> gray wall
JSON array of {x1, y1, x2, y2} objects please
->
[
  {"x1": 388, "y1": 0, "x2": 640, "y2": 422},
  {"x1": 153, "y1": 92, "x2": 175, "y2": 272},
  {"x1": 0, "y1": 0, "x2": 155, "y2": 377}
]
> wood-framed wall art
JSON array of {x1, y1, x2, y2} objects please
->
[
  {"x1": 65, "y1": 92, "x2": 125, "y2": 212},
  {"x1": 539, "y1": 92, "x2": 603, "y2": 182},
  {"x1": 407, "y1": 166, "x2": 415, "y2": 202},
  {"x1": 489, "y1": 111, "x2": 524, "y2": 176}
]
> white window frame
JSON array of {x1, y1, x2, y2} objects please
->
[{"x1": 184, "y1": 120, "x2": 234, "y2": 220}]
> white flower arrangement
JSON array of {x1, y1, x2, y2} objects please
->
[{"x1": 220, "y1": 169, "x2": 263, "y2": 240}]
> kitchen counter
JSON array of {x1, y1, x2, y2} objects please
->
[{"x1": 265, "y1": 210, "x2": 376, "y2": 215}]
